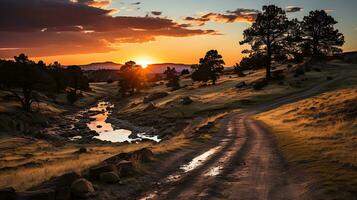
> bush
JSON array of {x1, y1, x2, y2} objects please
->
[
  {"x1": 252, "y1": 79, "x2": 268, "y2": 90},
  {"x1": 295, "y1": 67, "x2": 305, "y2": 76},
  {"x1": 66, "y1": 89, "x2": 79, "y2": 104},
  {"x1": 181, "y1": 69, "x2": 190, "y2": 75}
]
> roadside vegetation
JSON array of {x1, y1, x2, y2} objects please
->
[{"x1": 257, "y1": 64, "x2": 357, "y2": 199}]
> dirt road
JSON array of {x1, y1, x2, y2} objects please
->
[{"x1": 127, "y1": 70, "x2": 345, "y2": 200}]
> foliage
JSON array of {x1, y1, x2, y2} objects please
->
[
  {"x1": 181, "y1": 69, "x2": 190, "y2": 75},
  {"x1": 239, "y1": 53, "x2": 268, "y2": 70},
  {"x1": 163, "y1": 67, "x2": 180, "y2": 89},
  {"x1": 0, "y1": 54, "x2": 89, "y2": 112},
  {"x1": 191, "y1": 50, "x2": 225, "y2": 85},
  {"x1": 66, "y1": 89, "x2": 79, "y2": 104},
  {"x1": 302, "y1": 10, "x2": 344, "y2": 59},
  {"x1": 240, "y1": 5, "x2": 289, "y2": 80},
  {"x1": 118, "y1": 61, "x2": 146, "y2": 96}
]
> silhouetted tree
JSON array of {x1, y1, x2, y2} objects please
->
[
  {"x1": 164, "y1": 67, "x2": 180, "y2": 89},
  {"x1": 118, "y1": 61, "x2": 146, "y2": 96},
  {"x1": 239, "y1": 53, "x2": 268, "y2": 70},
  {"x1": 181, "y1": 69, "x2": 190, "y2": 75},
  {"x1": 302, "y1": 10, "x2": 344, "y2": 60},
  {"x1": 284, "y1": 19, "x2": 304, "y2": 63},
  {"x1": 240, "y1": 5, "x2": 289, "y2": 80},
  {"x1": 191, "y1": 50, "x2": 225, "y2": 85},
  {"x1": 0, "y1": 54, "x2": 49, "y2": 112}
]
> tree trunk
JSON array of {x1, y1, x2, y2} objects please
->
[{"x1": 266, "y1": 45, "x2": 272, "y2": 81}]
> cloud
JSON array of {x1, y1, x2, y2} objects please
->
[
  {"x1": 185, "y1": 9, "x2": 259, "y2": 26},
  {"x1": 77, "y1": 0, "x2": 112, "y2": 8},
  {"x1": 131, "y1": 2, "x2": 141, "y2": 5},
  {"x1": 151, "y1": 11, "x2": 162, "y2": 16},
  {"x1": 0, "y1": 0, "x2": 216, "y2": 57},
  {"x1": 286, "y1": 6, "x2": 303, "y2": 13},
  {"x1": 324, "y1": 9, "x2": 335, "y2": 13}
]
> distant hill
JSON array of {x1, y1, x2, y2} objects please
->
[
  {"x1": 80, "y1": 62, "x2": 192, "y2": 73},
  {"x1": 80, "y1": 62, "x2": 122, "y2": 71},
  {"x1": 146, "y1": 63, "x2": 192, "y2": 73}
]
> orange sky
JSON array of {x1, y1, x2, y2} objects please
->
[{"x1": 1, "y1": 0, "x2": 356, "y2": 66}]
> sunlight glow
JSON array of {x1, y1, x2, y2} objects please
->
[{"x1": 137, "y1": 60, "x2": 151, "y2": 68}]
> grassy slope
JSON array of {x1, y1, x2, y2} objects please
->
[
  {"x1": 257, "y1": 63, "x2": 357, "y2": 199},
  {"x1": 0, "y1": 61, "x2": 354, "y2": 192}
]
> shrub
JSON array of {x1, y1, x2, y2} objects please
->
[
  {"x1": 181, "y1": 69, "x2": 190, "y2": 75},
  {"x1": 66, "y1": 89, "x2": 79, "y2": 104},
  {"x1": 253, "y1": 79, "x2": 268, "y2": 90}
]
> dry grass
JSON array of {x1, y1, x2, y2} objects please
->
[
  {"x1": 257, "y1": 86, "x2": 357, "y2": 199},
  {"x1": 0, "y1": 136, "x2": 157, "y2": 191}
]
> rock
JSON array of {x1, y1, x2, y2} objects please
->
[
  {"x1": 35, "y1": 171, "x2": 81, "y2": 200},
  {"x1": 235, "y1": 81, "x2": 247, "y2": 89},
  {"x1": 18, "y1": 189, "x2": 55, "y2": 200},
  {"x1": 0, "y1": 187, "x2": 17, "y2": 200},
  {"x1": 143, "y1": 103, "x2": 157, "y2": 112},
  {"x1": 77, "y1": 147, "x2": 87, "y2": 154},
  {"x1": 197, "y1": 122, "x2": 215, "y2": 132},
  {"x1": 143, "y1": 92, "x2": 169, "y2": 103},
  {"x1": 116, "y1": 160, "x2": 135, "y2": 177},
  {"x1": 99, "y1": 172, "x2": 119, "y2": 184},
  {"x1": 89, "y1": 164, "x2": 117, "y2": 180},
  {"x1": 180, "y1": 97, "x2": 193, "y2": 105},
  {"x1": 96, "y1": 125, "x2": 102, "y2": 128},
  {"x1": 131, "y1": 148, "x2": 154, "y2": 163},
  {"x1": 70, "y1": 178, "x2": 94, "y2": 198}
]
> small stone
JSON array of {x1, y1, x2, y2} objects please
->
[
  {"x1": 100, "y1": 172, "x2": 120, "y2": 184},
  {"x1": 180, "y1": 97, "x2": 193, "y2": 105},
  {"x1": 70, "y1": 178, "x2": 94, "y2": 198}
]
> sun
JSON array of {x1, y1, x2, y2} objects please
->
[{"x1": 137, "y1": 60, "x2": 151, "y2": 68}]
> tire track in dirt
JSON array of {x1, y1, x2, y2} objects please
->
[{"x1": 137, "y1": 70, "x2": 347, "y2": 200}]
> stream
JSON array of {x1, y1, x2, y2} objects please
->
[{"x1": 69, "y1": 101, "x2": 161, "y2": 143}]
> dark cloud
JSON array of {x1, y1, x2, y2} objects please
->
[
  {"x1": 151, "y1": 11, "x2": 162, "y2": 16},
  {"x1": 131, "y1": 2, "x2": 141, "y2": 5},
  {"x1": 185, "y1": 9, "x2": 259, "y2": 26},
  {"x1": 286, "y1": 6, "x2": 303, "y2": 13},
  {"x1": 0, "y1": 0, "x2": 216, "y2": 57}
]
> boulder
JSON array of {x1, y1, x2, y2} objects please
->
[
  {"x1": 89, "y1": 164, "x2": 116, "y2": 180},
  {"x1": 0, "y1": 187, "x2": 17, "y2": 200},
  {"x1": 35, "y1": 171, "x2": 81, "y2": 200},
  {"x1": 99, "y1": 172, "x2": 120, "y2": 184},
  {"x1": 18, "y1": 189, "x2": 55, "y2": 200},
  {"x1": 116, "y1": 160, "x2": 135, "y2": 177},
  {"x1": 70, "y1": 178, "x2": 94, "y2": 198},
  {"x1": 235, "y1": 81, "x2": 247, "y2": 89},
  {"x1": 131, "y1": 148, "x2": 154, "y2": 163},
  {"x1": 143, "y1": 92, "x2": 169, "y2": 103},
  {"x1": 180, "y1": 97, "x2": 193, "y2": 105}
]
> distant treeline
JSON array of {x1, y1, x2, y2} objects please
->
[{"x1": 0, "y1": 54, "x2": 89, "y2": 111}]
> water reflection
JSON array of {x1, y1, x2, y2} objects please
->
[{"x1": 87, "y1": 101, "x2": 161, "y2": 143}]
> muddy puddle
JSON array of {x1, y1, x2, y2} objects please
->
[
  {"x1": 71, "y1": 101, "x2": 161, "y2": 143},
  {"x1": 165, "y1": 146, "x2": 221, "y2": 182}
]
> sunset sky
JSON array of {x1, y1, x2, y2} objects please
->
[{"x1": 0, "y1": 0, "x2": 356, "y2": 66}]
